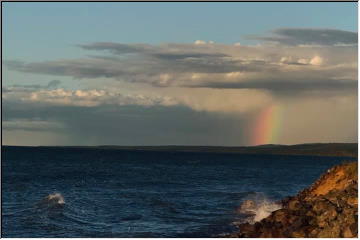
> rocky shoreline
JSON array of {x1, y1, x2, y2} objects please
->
[{"x1": 230, "y1": 161, "x2": 358, "y2": 238}]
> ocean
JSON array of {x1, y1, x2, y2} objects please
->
[{"x1": 2, "y1": 146, "x2": 354, "y2": 237}]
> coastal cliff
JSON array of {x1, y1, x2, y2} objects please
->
[{"x1": 231, "y1": 161, "x2": 358, "y2": 238}]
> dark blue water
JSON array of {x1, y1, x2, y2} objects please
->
[{"x1": 2, "y1": 146, "x2": 354, "y2": 237}]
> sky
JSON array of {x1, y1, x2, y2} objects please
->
[{"x1": 2, "y1": 2, "x2": 358, "y2": 146}]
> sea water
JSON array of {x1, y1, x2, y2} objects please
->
[{"x1": 2, "y1": 146, "x2": 354, "y2": 237}]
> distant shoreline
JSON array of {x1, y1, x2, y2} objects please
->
[{"x1": 3, "y1": 143, "x2": 358, "y2": 158}]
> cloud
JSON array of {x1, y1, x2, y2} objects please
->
[
  {"x1": 189, "y1": 78, "x2": 356, "y2": 94},
  {"x1": 5, "y1": 59, "x2": 130, "y2": 79},
  {"x1": 78, "y1": 42, "x2": 154, "y2": 54},
  {"x1": 47, "y1": 80, "x2": 62, "y2": 89},
  {"x1": 194, "y1": 40, "x2": 207, "y2": 45},
  {"x1": 182, "y1": 67, "x2": 357, "y2": 95},
  {"x1": 4, "y1": 80, "x2": 62, "y2": 92},
  {"x1": 309, "y1": 56, "x2": 323, "y2": 66},
  {"x1": 4, "y1": 28, "x2": 357, "y2": 97},
  {"x1": 279, "y1": 55, "x2": 324, "y2": 66},
  {"x1": 3, "y1": 97, "x2": 249, "y2": 146},
  {"x1": 253, "y1": 28, "x2": 357, "y2": 46},
  {"x1": 279, "y1": 96, "x2": 357, "y2": 144},
  {"x1": 3, "y1": 87, "x2": 179, "y2": 107},
  {"x1": 3, "y1": 87, "x2": 357, "y2": 146},
  {"x1": 3, "y1": 27, "x2": 357, "y2": 146},
  {"x1": 3, "y1": 120, "x2": 65, "y2": 132}
]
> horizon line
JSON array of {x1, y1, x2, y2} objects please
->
[{"x1": 2, "y1": 142, "x2": 358, "y2": 148}]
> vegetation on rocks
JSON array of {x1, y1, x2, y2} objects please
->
[{"x1": 230, "y1": 161, "x2": 358, "y2": 238}]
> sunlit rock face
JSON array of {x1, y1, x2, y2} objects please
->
[{"x1": 230, "y1": 162, "x2": 358, "y2": 238}]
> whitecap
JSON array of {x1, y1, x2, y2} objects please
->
[{"x1": 36, "y1": 193, "x2": 65, "y2": 209}]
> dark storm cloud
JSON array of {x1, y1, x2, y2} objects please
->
[
  {"x1": 80, "y1": 42, "x2": 230, "y2": 60},
  {"x1": 13, "y1": 80, "x2": 61, "y2": 89},
  {"x1": 5, "y1": 59, "x2": 129, "y2": 79},
  {"x1": 254, "y1": 28, "x2": 357, "y2": 46},
  {"x1": 190, "y1": 78, "x2": 357, "y2": 92},
  {"x1": 151, "y1": 52, "x2": 229, "y2": 60},
  {"x1": 4, "y1": 54, "x2": 258, "y2": 79},
  {"x1": 3, "y1": 99, "x2": 248, "y2": 145},
  {"x1": 2, "y1": 121, "x2": 64, "y2": 132}
]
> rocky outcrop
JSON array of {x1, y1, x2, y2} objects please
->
[{"x1": 230, "y1": 162, "x2": 358, "y2": 238}]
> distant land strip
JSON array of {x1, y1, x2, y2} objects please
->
[{"x1": 3, "y1": 143, "x2": 358, "y2": 158}]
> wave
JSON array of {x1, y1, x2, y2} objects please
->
[
  {"x1": 36, "y1": 193, "x2": 65, "y2": 209},
  {"x1": 4, "y1": 193, "x2": 66, "y2": 217},
  {"x1": 236, "y1": 193, "x2": 281, "y2": 223}
]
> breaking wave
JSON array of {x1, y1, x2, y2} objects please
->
[
  {"x1": 36, "y1": 193, "x2": 65, "y2": 209},
  {"x1": 237, "y1": 193, "x2": 281, "y2": 223}
]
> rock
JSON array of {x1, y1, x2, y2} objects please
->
[
  {"x1": 229, "y1": 162, "x2": 358, "y2": 238},
  {"x1": 259, "y1": 228, "x2": 274, "y2": 238},
  {"x1": 273, "y1": 209, "x2": 288, "y2": 224},
  {"x1": 288, "y1": 199, "x2": 301, "y2": 210},
  {"x1": 317, "y1": 224, "x2": 341, "y2": 238},
  {"x1": 343, "y1": 226, "x2": 355, "y2": 238},
  {"x1": 322, "y1": 204, "x2": 338, "y2": 220},
  {"x1": 238, "y1": 223, "x2": 254, "y2": 233},
  {"x1": 347, "y1": 197, "x2": 358, "y2": 207},
  {"x1": 308, "y1": 228, "x2": 319, "y2": 237},
  {"x1": 349, "y1": 222, "x2": 358, "y2": 236},
  {"x1": 291, "y1": 230, "x2": 306, "y2": 238},
  {"x1": 312, "y1": 199, "x2": 329, "y2": 213},
  {"x1": 305, "y1": 210, "x2": 316, "y2": 217}
]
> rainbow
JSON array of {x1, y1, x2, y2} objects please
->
[{"x1": 252, "y1": 104, "x2": 282, "y2": 146}]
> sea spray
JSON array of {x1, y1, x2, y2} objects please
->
[
  {"x1": 252, "y1": 200, "x2": 281, "y2": 222},
  {"x1": 237, "y1": 193, "x2": 281, "y2": 223},
  {"x1": 36, "y1": 193, "x2": 65, "y2": 209}
]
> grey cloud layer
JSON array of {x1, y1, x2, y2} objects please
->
[
  {"x1": 191, "y1": 78, "x2": 357, "y2": 93},
  {"x1": 3, "y1": 80, "x2": 62, "y2": 93},
  {"x1": 5, "y1": 28, "x2": 357, "y2": 95},
  {"x1": 3, "y1": 88, "x2": 357, "y2": 145},
  {"x1": 253, "y1": 28, "x2": 357, "y2": 46},
  {"x1": 3, "y1": 98, "x2": 248, "y2": 146}
]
